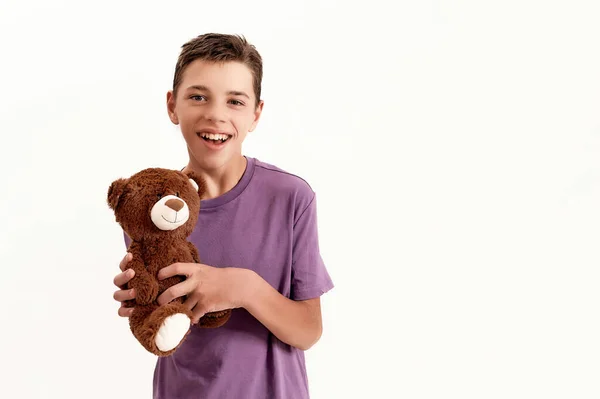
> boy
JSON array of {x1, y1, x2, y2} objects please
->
[{"x1": 111, "y1": 33, "x2": 334, "y2": 398}]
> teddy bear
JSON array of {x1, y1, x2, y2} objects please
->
[{"x1": 107, "y1": 167, "x2": 232, "y2": 357}]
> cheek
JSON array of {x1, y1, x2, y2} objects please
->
[
  {"x1": 232, "y1": 113, "x2": 255, "y2": 132},
  {"x1": 175, "y1": 102, "x2": 201, "y2": 120},
  {"x1": 178, "y1": 109, "x2": 198, "y2": 127},
  {"x1": 178, "y1": 113, "x2": 203, "y2": 137}
]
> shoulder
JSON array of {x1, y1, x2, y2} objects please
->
[
  {"x1": 252, "y1": 158, "x2": 314, "y2": 196},
  {"x1": 250, "y1": 157, "x2": 316, "y2": 213}
]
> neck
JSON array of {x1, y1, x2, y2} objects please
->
[{"x1": 183, "y1": 155, "x2": 247, "y2": 200}]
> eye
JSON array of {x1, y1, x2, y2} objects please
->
[
  {"x1": 190, "y1": 95, "x2": 206, "y2": 102},
  {"x1": 229, "y1": 99, "x2": 244, "y2": 106},
  {"x1": 157, "y1": 193, "x2": 162, "y2": 199},
  {"x1": 176, "y1": 192, "x2": 180, "y2": 197}
]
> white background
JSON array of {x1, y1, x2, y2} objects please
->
[{"x1": 1, "y1": 0, "x2": 599, "y2": 398}]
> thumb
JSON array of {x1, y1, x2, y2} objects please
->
[{"x1": 191, "y1": 306, "x2": 208, "y2": 324}]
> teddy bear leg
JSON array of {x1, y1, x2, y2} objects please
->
[
  {"x1": 154, "y1": 307, "x2": 191, "y2": 354},
  {"x1": 130, "y1": 303, "x2": 192, "y2": 356},
  {"x1": 129, "y1": 304, "x2": 161, "y2": 355},
  {"x1": 198, "y1": 309, "x2": 233, "y2": 328}
]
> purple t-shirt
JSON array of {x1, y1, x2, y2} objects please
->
[{"x1": 123, "y1": 156, "x2": 334, "y2": 398}]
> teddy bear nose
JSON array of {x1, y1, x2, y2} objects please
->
[{"x1": 165, "y1": 198, "x2": 184, "y2": 212}]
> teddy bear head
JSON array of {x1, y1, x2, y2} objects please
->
[{"x1": 107, "y1": 168, "x2": 205, "y2": 242}]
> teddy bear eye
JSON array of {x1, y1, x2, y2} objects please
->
[
  {"x1": 176, "y1": 192, "x2": 180, "y2": 197},
  {"x1": 157, "y1": 193, "x2": 162, "y2": 199}
]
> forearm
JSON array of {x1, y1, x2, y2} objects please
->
[{"x1": 240, "y1": 270, "x2": 322, "y2": 350}]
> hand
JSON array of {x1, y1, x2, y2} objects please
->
[
  {"x1": 156, "y1": 263, "x2": 252, "y2": 324},
  {"x1": 113, "y1": 252, "x2": 136, "y2": 317}
]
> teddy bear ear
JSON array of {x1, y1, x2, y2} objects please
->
[
  {"x1": 107, "y1": 178, "x2": 127, "y2": 210},
  {"x1": 184, "y1": 170, "x2": 206, "y2": 197}
]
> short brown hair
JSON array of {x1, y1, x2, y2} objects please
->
[{"x1": 172, "y1": 33, "x2": 263, "y2": 107}]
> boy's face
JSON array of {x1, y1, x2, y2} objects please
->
[{"x1": 167, "y1": 60, "x2": 263, "y2": 171}]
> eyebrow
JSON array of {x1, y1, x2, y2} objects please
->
[{"x1": 187, "y1": 85, "x2": 250, "y2": 99}]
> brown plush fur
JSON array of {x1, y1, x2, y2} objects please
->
[{"x1": 108, "y1": 168, "x2": 231, "y2": 356}]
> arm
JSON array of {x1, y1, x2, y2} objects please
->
[
  {"x1": 241, "y1": 270, "x2": 323, "y2": 351},
  {"x1": 156, "y1": 263, "x2": 325, "y2": 349},
  {"x1": 240, "y1": 192, "x2": 331, "y2": 351},
  {"x1": 127, "y1": 243, "x2": 159, "y2": 305}
]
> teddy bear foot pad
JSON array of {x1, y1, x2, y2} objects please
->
[{"x1": 155, "y1": 313, "x2": 191, "y2": 352}]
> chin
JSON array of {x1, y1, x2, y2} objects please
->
[{"x1": 192, "y1": 150, "x2": 233, "y2": 170}]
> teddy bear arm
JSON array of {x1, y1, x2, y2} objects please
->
[
  {"x1": 129, "y1": 273, "x2": 160, "y2": 305},
  {"x1": 127, "y1": 252, "x2": 160, "y2": 305}
]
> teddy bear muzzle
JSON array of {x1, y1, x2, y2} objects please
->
[{"x1": 151, "y1": 195, "x2": 190, "y2": 231}]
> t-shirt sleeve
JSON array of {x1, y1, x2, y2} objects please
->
[
  {"x1": 290, "y1": 192, "x2": 334, "y2": 301},
  {"x1": 123, "y1": 231, "x2": 131, "y2": 248}
]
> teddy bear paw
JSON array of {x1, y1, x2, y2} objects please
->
[{"x1": 155, "y1": 313, "x2": 191, "y2": 352}]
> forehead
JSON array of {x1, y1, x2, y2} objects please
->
[{"x1": 180, "y1": 60, "x2": 254, "y2": 92}]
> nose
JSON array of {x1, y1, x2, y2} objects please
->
[
  {"x1": 165, "y1": 198, "x2": 184, "y2": 212},
  {"x1": 205, "y1": 102, "x2": 227, "y2": 123}
]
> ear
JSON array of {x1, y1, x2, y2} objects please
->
[
  {"x1": 107, "y1": 178, "x2": 127, "y2": 210},
  {"x1": 184, "y1": 170, "x2": 206, "y2": 197},
  {"x1": 166, "y1": 90, "x2": 179, "y2": 125},
  {"x1": 248, "y1": 100, "x2": 264, "y2": 132}
]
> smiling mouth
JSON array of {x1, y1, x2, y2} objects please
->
[
  {"x1": 197, "y1": 132, "x2": 233, "y2": 143},
  {"x1": 161, "y1": 215, "x2": 180, "y2": 224}
]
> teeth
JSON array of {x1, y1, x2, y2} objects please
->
[{"x1": 200, "y1": 132, "x2": 229, "y2": 141}]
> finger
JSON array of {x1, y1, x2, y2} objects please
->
[
  {"x1": 113, "y1": 268, "x2": 135, "y2": 288},
  {"x1": 183, "y1": 294, "x2": 199, "y2": 312},
  {"x1": 157, "y1": 278, "x2": 196, "y2": 306},
  {"x1": 119, "y1": 252, "x2": 132, "y2": 272},
  {"x1": 158, "y1": 262, "x2": 193, "y2": 280},
  {"x1": 113, "y1": 288, "x2": 136, "y2": 302},
  {"x1": 118, "y1": 304, "x2": 134, "y2": 317},
  {"x1": 191, "y1": 305, "x2": 208, "y2": 324}
]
